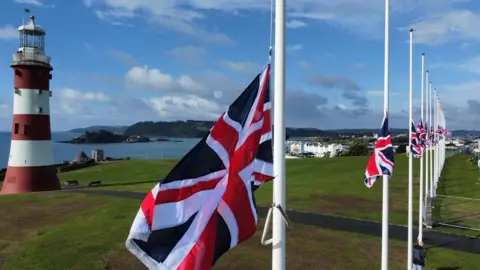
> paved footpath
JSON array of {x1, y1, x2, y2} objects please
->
[{"x1": 66, "y1": 189, "x2": 480, "y2": 254}]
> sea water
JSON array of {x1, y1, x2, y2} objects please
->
[{"x1": 0, "y1": 132, "x2": 201, "y2": 168}]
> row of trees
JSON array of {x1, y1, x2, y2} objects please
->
[{"x1": 340, "y1": 141, "x2": 407, "y2": 157}]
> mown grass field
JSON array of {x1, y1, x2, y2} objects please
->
[
  {"x1": 0, "y1": 192, "x2": 477, "y2": 270},
  {"x1": 60, "y1": 155, "x2": 425, "y2": 225},
  {"x1": 58, "y1": 154, "x2": 479, "y2": 232},
  {"x1": 433, "y1": 154, "x2": 480, "y2": 230},
  {"x1": 1, "y1": 154, "x2": 479, "y2": 269}
]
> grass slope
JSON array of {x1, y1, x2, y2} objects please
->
[
  {"x1": 433, "y1": 154, "x2": 480, "y2": 230},
  {"x1": 61, "y1": 156, "x2": 422, "y2": 225},
  {"x1": 0, "y1": 192, "x2": 477, "y2": 270},
  {"x1": 59, "y1": 154, "x2": 480, "y2": 234}
]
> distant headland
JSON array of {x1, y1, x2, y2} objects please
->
[
  {"x1": 57, "y1": 130, "x2": 180, "y2": 144},
  {"x1": 61, "y1": 120, "x2": 471, "y2": 140}
]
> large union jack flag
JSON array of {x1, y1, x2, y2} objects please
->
[
  {"x1": 126, "y1": 63, "x2": 274, "y2": 269},
  {"x1": 410, "y1": 119, "x2": 421, "y2": 158},
  {"x1": 364, "y1": 112, "x2": 395, "y2": 188}
]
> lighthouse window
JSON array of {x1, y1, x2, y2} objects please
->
[
  {"x1": 38, "y1": 107, "x2": 43, "y2": 113},
  {"x1": 14, "y1": 123, "x2": 19, "y2": 134},
  {"x1": 20, "y1": 31, "x2": 45, "y2": 50},
  {"x1": 23, "y1": 125, "x2": 28, "y2": 135}
]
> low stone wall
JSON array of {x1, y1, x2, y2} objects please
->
[{"x1": 58, "y1": 160, "x2": 97, "y2": 173}]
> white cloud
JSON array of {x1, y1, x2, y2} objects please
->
[
  {"x1": 366, "y1": 90, "x2": 403, "y2": 97},
  {"x1": 50, "y1": 88, "x2": 111, "y2": 116},
  {"x1": 219, "y1": 60, "x2": 260, "y2": 75},
  {"x1": 177, "y1": 75, "x2": 206, "y2": 92},
  {"x1": 42, "y1": 58, "x2": 471, "y2": 129},
  {"x1": 59, "y1": 88, "x2": 110, "y2": 102},
  {"x1": 433, "y1": 56, "x2": 480, "y2": 75},
  {"x1": 87, "y1": 1, "x2": 233, "y2": 44},
  {"x1": 170, "y1": 46, "x2": 207, "y2": 63},
  {"x1": 405, "y1": 10, "x2": 480, "y2": 45},
  {"x1": 287, "y1": 44, "x2": 303, "y2": 51},
  {"x1": 13, "y1": 0, "x2": 55, "y2": 8},
  {"x1": 125, "y1": 66, "x2": 186, "y2": 92},
  {"x1": 287, "y1": 20, "x2": 307, "y2": 29},
  {"x1": 367, "y1": 90, "x2": 384, "y2": 96},
  {"x1": 441, "y1": 81, "x2": 480, "y2": 103},
  {"x1": 146, "y1": 95, "x2": 223, "y2": 120},
  {"x1": 0, "y1": 25, "x2": 18, "y2": 40},
  {"x1": 85, "y1": 0, "x2": 454, "y2": 40},
  {"x1": 13, "y1": 0, "x2": 44, "y2": 6},
  {"x1": 430, "y1": 81, "x2": 480, "y2": 129},
  {"x1": 459, "y1": 56, "x2": 480, "y2": 75}
]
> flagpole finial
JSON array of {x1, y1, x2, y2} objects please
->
[
  {"x1": 422, "y1": 53, "x2": 425, "y2": 56},
  {"x1": 410, "y1": 28, "x2": 414, "y2": 32}
]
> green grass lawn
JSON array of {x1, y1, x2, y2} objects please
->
[
  {"x1": 61, "y1": 155, "x2": 424, "y2": 225},
  {"x1": 58, "y1": 153, "x2": 480, "y2": 235},
  {"x1": 0, "y1": 192, "x2": 477, "y2": 270},
  {"x1": 433, "y1": 154, "x2": 480, "y2": 230}
]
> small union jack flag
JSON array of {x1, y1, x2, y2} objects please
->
[
  {"x1": 437, "y1": 125, "x2": 445, "y2": 140},
  {"x1": 411, "y1": 119, "x2": 421, "y2": 158},
  {"x1": 417, "y1": 120, "x2": 426, "y2": 152},
  {"x1": 429, "y1": 126, "x2": 436, "y2": 146},
  {"x1": 126, "y1": 63, "x2": 274, "y2": 269},
  {"x1": 364, "y1": 112, "x2": 395, "y2": 188}
]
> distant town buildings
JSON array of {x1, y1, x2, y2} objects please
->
[{"x1": 286, "y1": 141, "x2": 345, "y2": 158}]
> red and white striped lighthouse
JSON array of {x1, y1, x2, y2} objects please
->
[{"x1": 0, "y1": 15, "x2": 60, "y2": 194}]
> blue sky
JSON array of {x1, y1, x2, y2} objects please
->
[{"x1": 0, "y1": 0, "x2": 479, "y2": 131}]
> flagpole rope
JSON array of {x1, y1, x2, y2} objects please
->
[{"x1": 260, "y1": 203, "x2": 291, "y2": 246}]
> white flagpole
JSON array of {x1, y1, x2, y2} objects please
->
[
  {"x1": 442, "y1": 107, "x2": 446, "y2": 168},
  {"x1": 418, "y1": 53, "x2": 425, "y2": 243},
  {"x1": 428, "y1": 83, "x2": 435, "y2": 199},
  {"x1": 441, "y1": 104, "x2": 444, "y2": 169},
  {"x1": 407, "y1": 28, "x2": 414, "y2": 270},
  {"x1": 442, "y1": 106, "x2": 445, "y2": 169},
  {"x1": 272, "y1": 0, "x2": 286, "y2": 268},
  {"x1": 381, "y1": 0, "x2": 390, "y2": 268},
  {"x1": 436, "y1": 96, "x2": 438, "y2": 195},
  {"x1": 433, "y1": 92, "x2": 437, "y2": 197},
  {"x1": 425, "y1": 74, "x2": 429, "y2": 202}
]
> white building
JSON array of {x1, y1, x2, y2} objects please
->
[{"x1": 287, "y1": 141, "x2": 345, "y2": 158}]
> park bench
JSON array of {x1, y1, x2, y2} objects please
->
[{"x1": 88, "y1": 180, "x2": 101, "y2": 187}]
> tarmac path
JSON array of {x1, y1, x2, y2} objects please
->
[{"x1": 65, "y1": 189, "x2": 480, "y2": 254}]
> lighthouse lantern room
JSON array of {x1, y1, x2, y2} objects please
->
[{"x1": 0, "y1": 15, "x2": 60, "y2": 194}]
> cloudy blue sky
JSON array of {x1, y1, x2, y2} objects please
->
[{"x1": 0, "y1": 0, "x2": 479, "y2": 131}]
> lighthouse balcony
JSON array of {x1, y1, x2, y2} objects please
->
[{"x1": 12, "y1": 52, "x2": 51, "y2": 66}]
